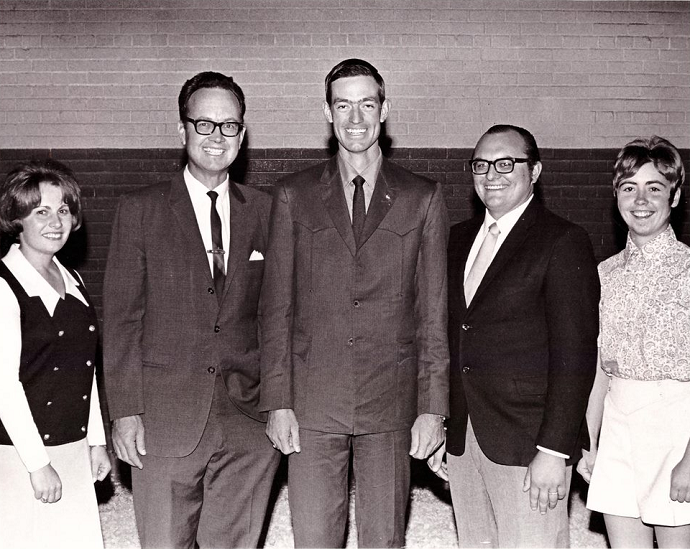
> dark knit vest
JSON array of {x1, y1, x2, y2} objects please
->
[{"x1": 0, "y1": 262, "x2": 98, "y2": 446}]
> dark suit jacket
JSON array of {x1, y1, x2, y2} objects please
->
[
  {"x1": 445, "y1": 200, "x2": 599, "y2": 466},
  {"x1": 103, "y1": 172, "x2": 271, "y2": 457},
  {"x1": 259, "y1": 157, "x2": 450, "y2": 434}
]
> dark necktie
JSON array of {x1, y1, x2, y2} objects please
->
[
  {"x1": 207, "y1": 191, "x2": 225, "y2": 298},
  {"x1": 352, "y1": 175, "x2": 366, "y2": 246}
]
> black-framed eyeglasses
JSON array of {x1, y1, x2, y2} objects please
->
[
  {"x1": 470, "y1": 157, "x2": 529, "y2": 175},
  {"x1": 184, "y1": 117, "x2": 244, "y2": 137}
]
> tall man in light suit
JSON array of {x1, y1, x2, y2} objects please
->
[
  {"x1": 260, "y1": 59, "x2": 449, "y2": 547},
  {"x1": 428, "y1": 125, "x2": 600, "y2": 547},
  {"x1": 103, "y1": 72, "x2": 279, "y2": 548}
]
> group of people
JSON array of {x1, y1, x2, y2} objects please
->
[{"x1": 0, "y1": 58, "x2": 688, "y2": 549}]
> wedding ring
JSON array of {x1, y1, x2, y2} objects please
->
[{"x1": 41, "y1": 498, "x2": 48, "y2": 503}]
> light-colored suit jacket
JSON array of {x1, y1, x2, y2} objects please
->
[
  {"x1": 259, "y1": 157, "x2": 449, "y2": 434},
  {"x1": 103, "y1": 172, "x2": 271, "y2": 457}
]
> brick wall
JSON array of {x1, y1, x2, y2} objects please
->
[
  {"x1": 0, "y1": 1, "x2": 688, "y2": 149},
  {"x1": 1, "y1": 146, "x2": 689, "y2": 319}
]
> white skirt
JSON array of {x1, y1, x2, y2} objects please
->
[
  {"x1": 0, "y1": 438, "x2": 104, "y2": 549},
  {"x1": 586, "y1": 376, "x2": 690, "y2": 526}
]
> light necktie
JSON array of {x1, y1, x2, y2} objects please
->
[
  {"x1": 352, "y1": 175, "x2": 366, "y2": 246},
  {"x1": 464, "y1": 222, "x2": 500, "y2": 305},
  {"x1": 207, "y1": 190, "x2": 225, "y2": 298}
]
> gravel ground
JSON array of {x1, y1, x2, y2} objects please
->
[{"x1": 98, "y1": 459, "x2": 608, "y2": 548}]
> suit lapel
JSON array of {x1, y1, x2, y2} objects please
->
[
  {"x1": 320, "y1": 157, "x2": 358, "y2": 256},
  {"x1": 453, "y1": 216, "x2": 483, "y2": 312},
  {"x1": 358, "y1": 160, "x2": 396, "y2": 249},
  {"x1": 224, "y1": 181, "x2": 251, "y2": 299},
  {"x1": 468, "y1": 200, "x2": 539, "y2": 311},
  {"x1": 169, "y1": 173, "x2": 215, "y2": 288}
]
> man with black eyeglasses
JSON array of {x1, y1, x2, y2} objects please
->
[
  {"x1": 427, "y1": 124, "x2": 600, "y2": 547},
  {"x1": 103, "y1": 71, "x2": 279, "y2": 548}
]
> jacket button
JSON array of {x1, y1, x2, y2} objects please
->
[
  {"x1": 83, "y1": 395, "x2": 88, "y2": 400},
  {"x1": 208, "y1": 287, "x2": 215, "y2": 294},
  {"x1": 43, "y1": 434, "x2": 50, "y2": 440},
  {"x1": 353, "y1": 300, "x2": 360, "y2": 308},
  {"x1": 58, "y1": 330, "x2": 65, "y2": 337},
  {"x1": 462, "y1": 366, "x2": 470, "y2": 373},
  {"x1": 47, "y1": 401, "x2": 52, "y2": 406},
  {"x1": 214, "y1": 325, "x2": 220, "y2": 333},
  {"x1": 208, "y1": 366, "x2": 216, "y2": 374},
  {"x1": 347, "y1": 337, "x2": 354, "y2": 346},
  {"x1": 53, "y1": 366, "x2": 59, "y2": 371},
  {"x1": 81, "y1": 426, "x2": 86, "y2": 432},
  {"x1": 461, "y1": 324, "x2": 472, "y2": 331},
  {"x1": 86, "y1": 360, "x2": 92, "y2": 367},
  {"x1": 89, "y1": 325, "x2": 96, "y2": 332}
]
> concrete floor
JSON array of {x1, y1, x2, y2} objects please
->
[{"x1": 98, "y1": 459, "x2": 609, "y2": 548}]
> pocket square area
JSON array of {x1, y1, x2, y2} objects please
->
[{"x1": 249, "y1": 250, "x2": 264, "y2": 261}]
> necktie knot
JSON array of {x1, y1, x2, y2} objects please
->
[
  {"x1": 353, "y1": 175, "x2": 365, "y2": 188},
  {"x1": 207, "y1": 190, "x2": 218, "y2": 204},
  {"x1": 488, "y1": 222, "x2": 499, "y2": 236}
]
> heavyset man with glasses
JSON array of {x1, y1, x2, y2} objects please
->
[
  {"x1": 103, "y1": 71, "x2": 279, "y2": 548},
  {"x1": 428, "y1": 124, "x2": 600, "y2": 547}
]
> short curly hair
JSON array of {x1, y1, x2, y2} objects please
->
[
  {"x1": 612, "y1": 136, "x2": 685, "y2": 196},
  {"x1": 0, "y1": 159, "x2": 82, "y2": 238}
]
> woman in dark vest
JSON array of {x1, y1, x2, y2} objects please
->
[{"x1": 0, "y1": 159, "x2": 110, "y2": 548}]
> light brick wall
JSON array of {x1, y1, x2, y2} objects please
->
[{"x1": 0, "y1": 0, "x2": 688, "y2": 149}]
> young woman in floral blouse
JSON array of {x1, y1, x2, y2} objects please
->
[{"x1": 578, "y1": 136, "x2": 690, "y2": 547}]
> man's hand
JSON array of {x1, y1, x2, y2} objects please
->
[
  {"x1": 266, "y1": 408, "x2": 301, "y2": 455},
  {"x1": 426, "y1": 440, "x2": 448, "y2": 481},
  {"x1": 670, "y1": 451, "x2": 690, "y2": 503},
  {"x1": 112, "y1": 414, "x2": 146, "y2": 469},
  {"x1": 30, "y1": 463, "x2": 62, "y2": 503},
  {"x1": 90, "y1": 445, "x2": 112, "y2": 482},
  {"x1": 523, "y1": 451, "x2": 567, "y2": 514},
  {"x1": 576, "y1": 447, "x2": 597, "y2": 484},
  {"x1": 410, "y1": 413, "x2": 445, "y2": 460}
]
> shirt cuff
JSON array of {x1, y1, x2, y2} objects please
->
[{"x1": 536, "y1": 445, "x2": 569, "y2": 460}]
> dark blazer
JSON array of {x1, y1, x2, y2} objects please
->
[
  {"x1": 445, "y1": 200, "x2": 599, "y2": 466},
  {"x1": 259, "y1": 157, "x2": 450, "y2": 434},
  {"x1": 103, "y1": 172, "x2": 271, "y2": 457}
]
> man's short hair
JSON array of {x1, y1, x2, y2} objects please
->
[
  {"x1": 477, "y1": 124, "x2": 541, "y2": 171},
  {"x1": 612, "y1": 136, "x2": 685, "y2": 195},
  {"x1": 325, "y1": 58, "x2": 386, "y2": 105},
  {"x1": 0, "y1": 159, "x2": 82, "y2": 237},
  {"x1": 178, "y1": 71, "x2": 246, "y2": 121}
]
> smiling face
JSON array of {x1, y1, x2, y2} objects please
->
[
  {"x1": 177, "y1": 87, "x2": 245, "y2": 189},
  {"x1": 323, "y1": 75, "x2": 390, "y2": 166},
  {"x1": 472, "y1": 130, "x2": 542, "y2": 220},
  {"x1": 19, "y1": 182, "x2": 74, "y2": 262},
  {"x1": 616, "y1": 161, "x2": 680, "y2": 248}
]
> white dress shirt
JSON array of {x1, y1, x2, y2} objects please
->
[
  {"x1": 183, "y1": 166, "x2": 231, "y2": 275},
  {"x1": 464, "y1": 196, "x2": 569, "y2": 460},
  {"x1": 0, "y1": 245, "x2": 105, "y2": 473}
]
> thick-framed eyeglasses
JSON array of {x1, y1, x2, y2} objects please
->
[
  {"x1": 470, "y1": 157, "x2": 529, "y2": 175},
  {"x1": 184, "y1": 117, "x2": 244, "y2": 137}
]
